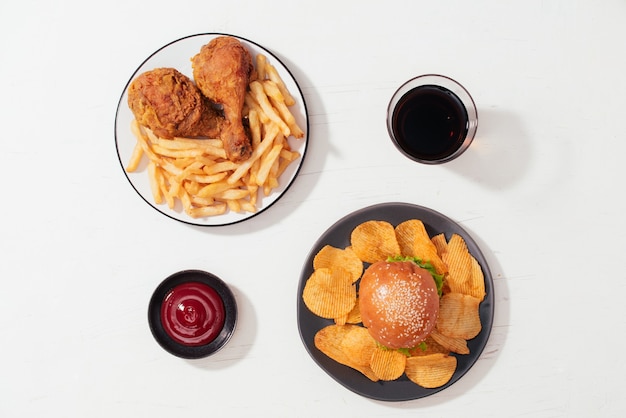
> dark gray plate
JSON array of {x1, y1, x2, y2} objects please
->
[{"x1": 297, "y1": 202, "x2": 494, "y2": 401}]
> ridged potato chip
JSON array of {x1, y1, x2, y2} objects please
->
[
  {"x1": 405, "y1": 353, "x2": 457, "y2": 388},
  {"x1": 337, "y1": 297, "x2": 362, "y2": 325},
  {"x1": 442, "y1": 234, "x2": 486, "y2": 300},
  {"x1": 430, "y1": 329, "x2": 469, "y2": 355},
  {"x1": 370, "y1": 347, "x2": 407, "y2": 381},
  {"x1": 302, "y1": 268, "x2": 356, "y2": 319},
  {"x1": 442, "y1": 234, "x2": 471, "y2": 291},
  {"x1": 437, "y1": 292, "x2": 482, "y2": 340},
  {"x1": 334, "y1": 314, "x2": 348, "y2": 326},
  {"x1": 407, "y1": 336, "x2": 450, "y2": 357},
  {"x1": 313, "y1": 245, "x2": 363, "y2": 283},
  {"x1": 469, "y1": 256, "x2": 486, "y2": 301},
  {"x1": 395, "y1": 219, "x2": 448, "y2": 275},
  {"x1": 314, "y1": 324, "x2": 379, "y2": 381},
  {"x1": 350, "y1": 220, "x2": 401, "y2": 263},
  {"x1": 430, "y1": 233, "x2": 448, "y2": 258},
  {"x1": 340, "y1": 325, "x2": 378, "y2": 367}
]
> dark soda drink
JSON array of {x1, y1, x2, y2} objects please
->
[{"x1": 391, "y1": 85, "x2": 469, "y2": 162}]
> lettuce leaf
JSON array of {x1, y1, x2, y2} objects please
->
[
  {"x1": 387, "y1": 255, "x2": 444, "y2": 296},
  {"x1": 377, "y1": 341, "x2": 427, "y2": 356}
]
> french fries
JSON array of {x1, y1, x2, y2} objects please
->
[{"x1": 125, "y1": 52, "x2": 304, "y2": 219}]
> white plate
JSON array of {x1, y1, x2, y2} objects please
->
[{"x1": 114, "y1": 33, "x2": 309, "y2": 226}]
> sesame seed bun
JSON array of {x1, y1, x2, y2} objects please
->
[{"x1": 359, "y1": 260, "x2": 439, "y2": 349}]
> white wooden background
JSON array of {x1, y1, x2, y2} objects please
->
[{"x1": 1, "y1": 0, "x2": 625, "y2": 416}]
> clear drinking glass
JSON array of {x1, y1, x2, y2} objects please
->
[{"x1": 387, "y1": 74, "x2": 478, "y2": 164}]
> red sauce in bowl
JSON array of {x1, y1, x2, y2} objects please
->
[{"x1": 160, "y1": 282, "x2": 225, "y2": 346}]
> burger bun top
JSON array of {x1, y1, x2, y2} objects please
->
[{"x1": 359, "y1": 260, "x2": 439, "y2": 349}]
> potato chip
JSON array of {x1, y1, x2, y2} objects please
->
[
  {"x1": 395, "y1": 219, "x2": 448, "y2": 275},
  {"x1": 469, "y1": 256, "x2": 486, "y2": 301},
  {"x1": 405, "y1": 353, "x2": 457, "y2": 388},
  {"x1": 302, "y1": 268, "x2": 356, "y2": 319},
  {"x1": 430, "y1": 329, "x2": 469, "y2": 355},
  {"x1": 350, "y1": 220, "x2": 401, "y2": 264},
  {"x1": 314, "y1": 325, "x2": 379, "y2": 381},
  {"x1": 430, "y1": 233, "x2": 448, "y2": 258},
  {"x1": 343, "y1": 298, "x2": 362, "y2": 324},
  {"x1": 442, "y1": 234, "x2": 486, "y2": 300},
  {"x1": 370, "y1": 348, "x2": 407, "y2": 381},
  {"x1": 442, "y1": 234, "x2": 471, "y2": 289},
  {"x1": 313, "y1": 245, "x2": 363, "y2": 283},
  {"x1": 436, "y1": 292, "x2": 482, "y2": 340},
  {"x1": 407, "y1": 336, "x2": 450, "y2": 357},
  {"x1": 334, "y1": 297, "x2": 362, "y2": 325},
  {"x1": 340, "y1": 326, "x2": 378, "y2": 367}
]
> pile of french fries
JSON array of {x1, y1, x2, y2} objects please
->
[{"x1": 125, "y1": 53, "x2": 304, "y2": 219}]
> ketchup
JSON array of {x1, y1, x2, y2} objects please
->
[{"x1": 160, "y1": 281, "x2": 225, "y2": 346}]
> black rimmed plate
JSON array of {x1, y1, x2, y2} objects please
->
[
  {"x1": 297, "y1": 202, "x2": 494, "y2": 401},
  {"x1": 114, "y1": 33, "x2": 309, "y2": 226},
  {"x1": 148, "y1": 269, "x2": 237, "y2": 359}
]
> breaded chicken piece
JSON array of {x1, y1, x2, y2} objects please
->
[
  {"x1": 127, "y1": 67, "x2": 222, "y2": 139},
  {"x1": 192, "y1": 36, "x2": 255, "y2": 162}
]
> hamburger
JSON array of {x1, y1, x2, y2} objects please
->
[{"x1": 359, "y1": 259, "x2": 441, "y2": 349}]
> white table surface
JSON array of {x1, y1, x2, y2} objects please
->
[{"x1": 2, "y1": 0, "x2": 625, "y2": 417}]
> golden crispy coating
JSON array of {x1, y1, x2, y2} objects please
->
[
  {"x1": 192, "y1": 36, "x2": 255, "y2": 162},
  {"x1": 128, "y1": 67, "x2": 222, "y2": 139}
]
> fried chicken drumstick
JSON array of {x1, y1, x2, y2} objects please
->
[
  {"x1": 192, "y1": 36, "x2": 255, "y2": 162},
  {"x1": 127, "y1": 67, "x2": 222, "y2": 139}
]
